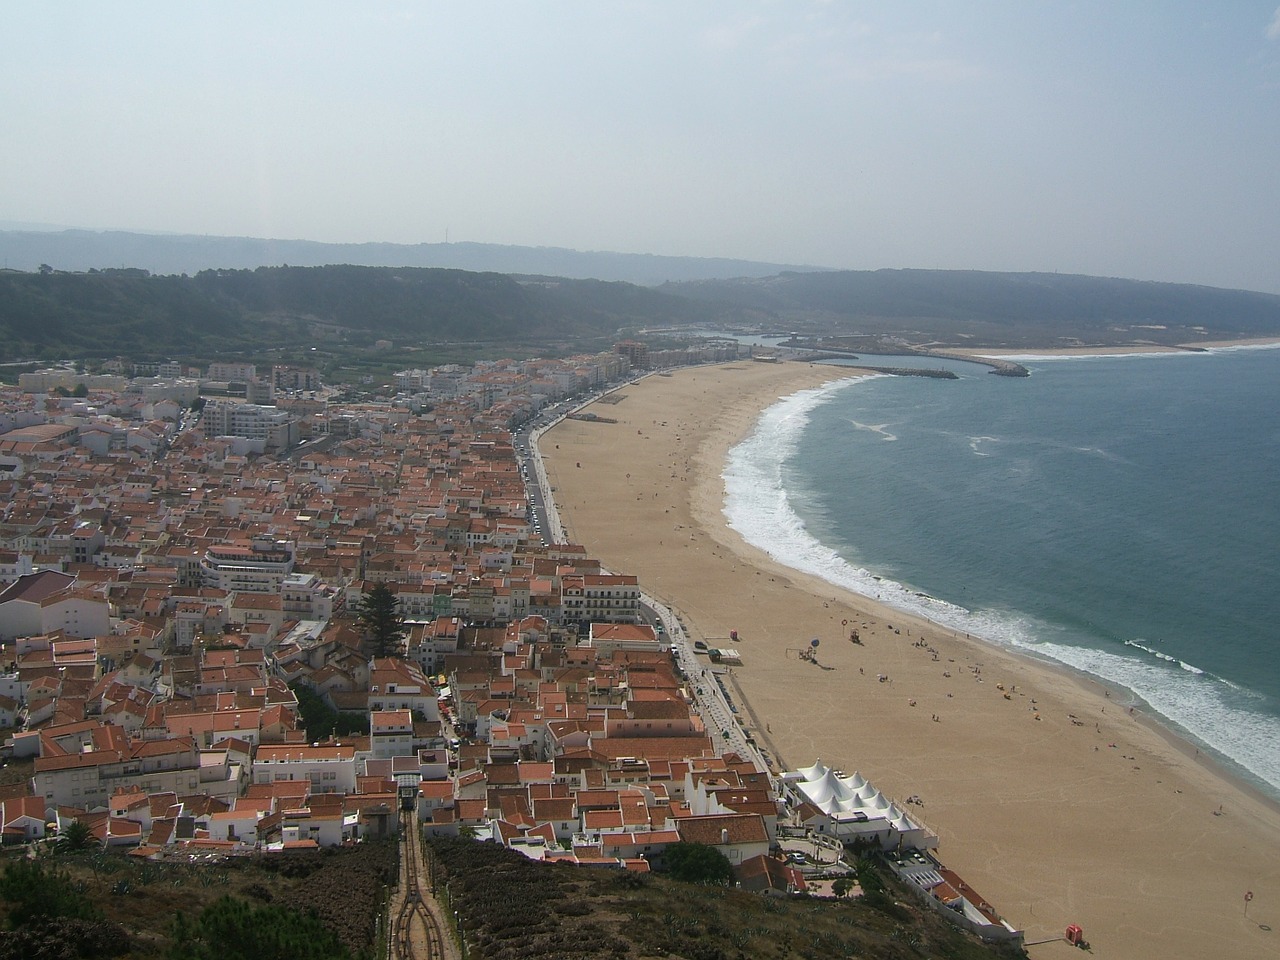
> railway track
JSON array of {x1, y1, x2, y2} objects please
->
[{"x1": 391, "y1": 810, "x2": 451, "y2": 960}]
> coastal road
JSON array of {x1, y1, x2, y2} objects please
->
[
  {"x1": 641, "y1": 591, "x2": 770, "y2": 769},
  {"x1": 527, "y1": 372, "x2": 769, "y2": 769}
]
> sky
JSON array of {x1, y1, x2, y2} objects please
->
[{"x1": 4, "y1": 1, "x2": 1280, "y2": 292}]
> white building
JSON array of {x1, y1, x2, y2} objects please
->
[
  {"x1": 200, "y1": 400, "x2": 298, "y2": 451},
  {"x1": 561, "y1": 574, "x2": 641, "y2": 624},
  {"x1": 281, "y1": 573, "x2": 335, "y2": 621},
  {"x1": 0, "y1": 571, "x2": 112, "y2": 642},
  {"x1": 783, "y1": 761, "x2": 937, "y2": 852},
  {"x1": 370, "y1": 710, "x2": 415, "y2": 760},
  {"x1": 252, "y1": 744, "x2": 358, "y2": 794},
  {"x1": 369, "y1": 659, "x2": 439, "y2": 720},
  {"x1": 200, "y1": 538, "x2": 296, "y2": 594},
  {"x1": 207, "y1": 362, "x2": 257, "y2": 382},
  {"x1": 0, "y1": 551, "x2": 34, "y2": 587},
  {"x1": 32, "y1": 736, "x2": 242, "y2": 816}
]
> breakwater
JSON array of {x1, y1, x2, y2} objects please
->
[{"x1": 915, "y1": 350, "x2": 1030, "y2": 376}]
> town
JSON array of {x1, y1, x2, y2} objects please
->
[{"x1": 0, "y1": 345, "x2": 1020, "y2": 947}]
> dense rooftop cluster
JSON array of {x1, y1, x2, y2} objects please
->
[{"x1": 0, "y1": 349, "x2": 1019, "y2": 945}]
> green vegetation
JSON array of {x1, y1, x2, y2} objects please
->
[
  {"x1": 55, "y1": 820, "x2": 96, "y2": 854},
  {"x1": 354, "y1": 582, "x2": 407, "y2": 658},
  {"x1": 0, "y1": 832, "x2": 1024, "y2": 960},
  {"x1": 660, "y1": 841, "x2": 733, "y2": 885},
  {"x1": 430, "y1": 835, "x2": 1025, "y2": 960},
  {"x1": 5, "y1": 262, "x2": 1276, "y2": 365},
  {"x1": 0, "y1": 839, "x2": 396, "y2": 960},
  {"x1": 0, "y1": 265, "x2": 721, "y2": 362},
  {"x1": 667, "y1": 268, "x2": 1280, "y2": 346},
  {"x1": 289, "y1": 682, "x2": 370, "y2": 741},
  {"x1": 0, "y1": 859, "x2": 101, "y2": 928},
  {"x1": 168, "y1": 896, "x2": 353, "y2": 960}
]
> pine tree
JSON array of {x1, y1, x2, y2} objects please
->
[{"x1": 355, "y1": 582, "x2": 406, "y2": 658}]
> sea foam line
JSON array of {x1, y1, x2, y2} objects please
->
[
  {"x1": 722, "y1": 376, "x2": 1280, "y2": 796},
  {"x1": 975, "y1": 340, "x2": 1280, "y2": 364}
]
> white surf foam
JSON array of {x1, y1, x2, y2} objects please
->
[
  {"x1": 723, "y1": 377, "x2": 1280, "y2": 796},
  {"x1": 849, "y1": 419, "x2": 897, "y2": 441},
  {"x1": 976, "y1": 341, "x2": 1280, "y2": 364}
]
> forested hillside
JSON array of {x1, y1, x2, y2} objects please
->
[
  {"x1": 0, "y1": 265, "x2": 737, "y2": 360},
  {"x1": 666, "y1": 269, "x2": 1280, "y2": 345},
  {"x1": 4, "y1": 263, "x2": 1279, "y2": 362}
]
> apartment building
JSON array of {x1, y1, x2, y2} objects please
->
[
  {"x1": 199, "y1": 401, "x2": 298, "y2": 452},
  {"x1": 199, "y1": 537, "x2": 296, "y2": 593}
]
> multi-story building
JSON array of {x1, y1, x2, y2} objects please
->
[
  {"x1": 207, "y1": 362, "x2": 257, "y2": 383},
  {"x1": 0, "y1": 570, "x2": 112, "y2": 642},
  {"x1": 199, "y1": 401, "x2": 298, "y2": 451},
  {"x1": 615, "y1": 340, "x2": 649, "y2": 369},
  {"x1": 199, "y1": 537, "x2": 296, "y2": 594},
  {"x1": 281, "y1": 573, "x2": 335, "y2": 621},
  {"x1": 561, "y1": 574, "x2": 641, "y2": 625},
  {"x1": 369, "y1": 658, "x2": 439, "y2": 721},
  {"x1": 272, "y1": 366, "x2": 323, "y2": 393},
  {"x1": 252, "y1": 743, "x2": 358, "y2": 794},
  {"x1": 32, "y1": 734, "x2": 242, "y2": 816},
  {"x1": 370, "y1": 710, "x2": 415, "y2": 760}
]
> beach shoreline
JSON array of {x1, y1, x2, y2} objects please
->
[
  {"x1": 542, "y1": 359, "x2": 1280, "y2": 959},
  {"x1": 951, "y1": 336, "x2": 1280, "y2": 357}
]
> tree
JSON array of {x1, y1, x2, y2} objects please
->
[
  {"x1": 354, "y1": 582, "x2": 406, "y2": 657},
  {"x1": 831, "y1": 876, "x2": 855, "y2": 898},
  {"x1": 0, "y1": 859, "x2": 99, "y2": 928},
  {"x1": 660, "y1": 842, "x2": 733, "y2": 886},
  {"x1": 855, "y1": 855, "x2": 895, "y2": 912},
  {"x1": 168, "y1": 896, "x2": 351, "y2": 960},
  {"x1": 289, "y1": 682, "x2": 338, "y2": 740},
  {"x1": 855, "y1": 856, "x2": 884, "y2": 896},
  {"x1": 55, "y1": 819, "x2": 96, "y2": 853}
]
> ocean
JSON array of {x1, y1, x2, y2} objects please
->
[{"x1": 723, "y1": 345, "x2": 1280, "y2": 798}]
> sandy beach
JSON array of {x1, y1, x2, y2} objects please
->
[{"x1": 542, "y1": 360, "x2": 1280, "y2": 960}]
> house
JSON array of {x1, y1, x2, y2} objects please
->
[
  {"x1": 370, "y1": 710, "x2": 415, "y2": 759},
  {"x1": 31, "y1": 733, "x2": 233, "y2": 817},
  {"x1": 735, "y1": 854, "x2": 807, "y2": 897},
  {"x1": 0, "y1": 796, "x2": 48, "y2": 844},
  {"x1": 368, "y1": 659, "x2": 439, "y2": 720},
  {"x1": 588, "y1": 622, "x2": 665, "y2": 655},
  {"x1": 670, "y1": 813, "x2": 770, "y2": 866},
  {"x1": 0, "y1": 571, "x2": 111, "y2": 642}
]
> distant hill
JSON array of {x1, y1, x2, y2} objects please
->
[
  {"x1": 0, "y1": 265, "x2": 745, "y2": 360},
  {"x1": 665, "y1": 269, "x2": 1280, "y2": 346},
  {"x1": 0, "y1": 228, "x2": 828, "y2": 286},
  {"x1": 3, "y1": 263, "x2": 1278, "y2": 363}
]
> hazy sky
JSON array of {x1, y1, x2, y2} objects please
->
[{"x1": 5, "y1": 2, "x2": 1280, "y2": 292}]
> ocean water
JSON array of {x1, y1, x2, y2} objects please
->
[{"x1": 723, "y1": 345, "x2": 1280, "y2": 797}]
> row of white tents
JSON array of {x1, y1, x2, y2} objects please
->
[{"x1": 782, "y1": 760, "x2": 936, "y2": 851}]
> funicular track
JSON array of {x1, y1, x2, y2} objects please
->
[{"x1": 391, "y1": 810, "x2": 451, "y2": 960}]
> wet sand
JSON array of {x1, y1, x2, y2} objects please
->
[{"x1": 542, "y1": 360, "x2": 1280, "y2": 959}]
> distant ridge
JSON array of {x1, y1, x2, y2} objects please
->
[
  {"x1": 0, "y1": 228, "x2": 830, "y2": 286},
  {"x1": 664, "y1": 268, "x2": 1280, "y2": 344},
  {"x1": 4, "y1": 262, "x2": 1278, "y2": 363}
]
